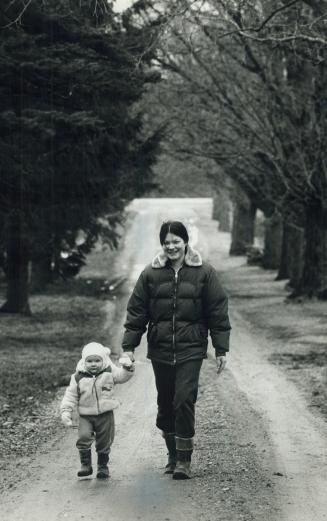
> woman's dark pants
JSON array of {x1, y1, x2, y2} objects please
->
[{"x1": 151, "y1": 359, "x2": 203, "y2": 441}]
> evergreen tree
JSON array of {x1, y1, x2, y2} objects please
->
[{"x1": 0, "y1": 0, "x2": 160, "y2": 313}]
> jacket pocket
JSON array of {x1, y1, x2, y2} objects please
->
[
  {"x1": 102, "y1": 386, "x2": 113, "y2": 392},
  {"x1": 198, "y1": 324, "x2": 208, "y2": 340},
  {"x1": 147, "y1": 322, "x2": 157, "y2": 344}
]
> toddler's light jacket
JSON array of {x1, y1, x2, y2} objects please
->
[{"x1": 61, "y1": 358, "x2": 133, "y2": 416}]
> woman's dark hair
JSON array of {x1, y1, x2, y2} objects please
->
[{"x1": 159, "y1": 221, "x2": 189, "y2": 245}]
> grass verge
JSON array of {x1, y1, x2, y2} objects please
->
[
  {"x1": 218, "y1": 255, "x2": 327, "y2": 420},
  {"x1": 200, "y1": 227, "x2": 327, "y2": 422}
]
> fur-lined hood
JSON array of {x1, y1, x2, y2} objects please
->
[{"x1": 152, "y1": 244, "x2": 202, "y2": 268}]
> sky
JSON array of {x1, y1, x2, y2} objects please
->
[{"x1": 113, "y1": 0, "x2": 134, "y2": 12}]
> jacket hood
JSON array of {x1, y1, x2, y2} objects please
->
[{"x1": 152, "y1": 244, "x2": 202, "y2": 268}]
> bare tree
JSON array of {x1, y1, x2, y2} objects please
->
[{"x1": 139, "y1": 0, "x2": 327, "y2": 297}]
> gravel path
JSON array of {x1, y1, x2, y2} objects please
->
[{"x1": 2, "y1": 198, "x2": 326, "y2": 521}]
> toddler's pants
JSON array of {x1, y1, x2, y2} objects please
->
[
  {"x1": 151, "y1": 359, "x2": 203, "y2": 439},
  {"x1": 76, "y1": 410, "x2": 115, "y2": 454}
]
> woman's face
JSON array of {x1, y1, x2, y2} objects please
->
[{"x1": 162, "y1": 233, "x2": 186, "y2": 263}]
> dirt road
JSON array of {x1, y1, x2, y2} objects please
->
[{"x1": 2, "y1": 198, "x2": 326, "y2": 521}]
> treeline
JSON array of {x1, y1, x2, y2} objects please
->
[
  {"x1": 0, "y1": 0, "x2": 160, "y2": 313},
  {"x1": 141, "y1": 0, "x2": 327, "y2": 298}
]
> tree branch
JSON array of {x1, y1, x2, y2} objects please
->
[{"x1": 249, "y1": 0, "x2": 302, "y2": 33}]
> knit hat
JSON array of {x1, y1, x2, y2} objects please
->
[
  {"x1": 82, "y1": 342, "x2": 110, "y2": 361},
  {"x1": 76, "y1": 343, "x2": 112, "y2": 373}
]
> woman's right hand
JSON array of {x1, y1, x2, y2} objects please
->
[
  {"x1": 121, "y1": 351, "x2": 135, "y2": 363},
  {"x1": 119, "y1": 353, "x2": 135, "y2": 372}
]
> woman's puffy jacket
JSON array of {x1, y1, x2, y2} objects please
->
[{"x1": 122, "y1": 245, "x2": 231, "y2": 365}]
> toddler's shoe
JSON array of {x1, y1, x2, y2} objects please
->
[
  {"x1": 97, "y1": 452, "x2": 109, "y2": 479},
  {"x1": 77, "y1": 449, "x2": 93, "y2": 477}
]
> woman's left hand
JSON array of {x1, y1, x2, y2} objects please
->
[{"x1": 216, "y1": 356, "x2": 226, "y2": 375}]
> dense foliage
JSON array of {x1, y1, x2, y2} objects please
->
[{"x1": 0, "y1": 0, "x2": 161, "y2": 311}]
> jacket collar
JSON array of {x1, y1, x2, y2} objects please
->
[{"x1": 152, "y1": 244, "x2": 202, "y2": 268}]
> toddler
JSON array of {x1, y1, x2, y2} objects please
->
[{"x1": 60, "y1": 341, "x2": 134, "y2": 479}]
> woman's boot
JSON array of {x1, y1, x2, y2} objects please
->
[
  {"x1": 77, "y1": 449, "x2": 93, "y2": 477},
  {"x1": 96, "y1": 452, "x2": 109, "y2": 479},
  {"x1": 173, "y1": 436, "x2": 193, "y2": 480},
  {"x1": 163, "y1": 432, "x2": 177, "y2": 474}
]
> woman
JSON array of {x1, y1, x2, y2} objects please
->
[{"x1": 122, "y1": 221, "x2": 231, "y2": 479}]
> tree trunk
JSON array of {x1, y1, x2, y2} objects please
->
[
  {"x1": 230, "y1": 190, "x2": 256, "y2": 255},
  {"x1": 287, "y1": 225, "x2": 305, "y2": 290},
  {"x1": 294, "y1": 204, "x2": 327, "y2": 298},
  {"x1": 52, "y1": 234, "x2": 63, "y2": 279},
  {"x1": 262, "y1": 213, "x2": 282, "y2": 269},
  {"x1": 275, "y1": 221, "x2": 289, "y2": 280},
  {"x1": 0, "y1": 213, "x2": 31, "y2": 314},
  {"x1": 30, "y1": 253, "x2": 53, "y2": 292},
  {"x1": 212, "y1": 191, "x2": 231, "y2": 232}
]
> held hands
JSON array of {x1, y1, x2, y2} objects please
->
[
  {"x1": 61, "y1": 411, "x2": 73, "y2": 428},
  {"x1": 119, "y1": 351, "x2": 135, "y2": 371},
  {"x1": 121, "y1": 351, "x2": 135, "y2": 362},
  {"x1": 216, "y1": 355, "x2": 227, "y2": 375}
]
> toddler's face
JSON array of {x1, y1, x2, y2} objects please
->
[{"x1": 85, "y1": 355, "x2": 103, "y2": 374}]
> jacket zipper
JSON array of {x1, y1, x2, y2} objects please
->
[
  {"x1": 93, "y1": 375, "x2": 100, "y2": 414},
  {"x1": 172, "y1": 268, "x2": 180, "y2": 365}
]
